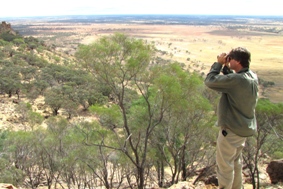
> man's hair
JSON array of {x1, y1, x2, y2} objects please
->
[{"x1": 228, "y1": 47, "x2": 251, "y2": 68}]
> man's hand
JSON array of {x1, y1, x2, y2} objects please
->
[{"x1": 217, "y1": 53, "x2": 227, "y2": 65}]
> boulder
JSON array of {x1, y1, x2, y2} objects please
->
[
  {"x1": 0, "y1": 183, "x2": 17, "y2": 189},
  {"x1": 266, "y1": 159, "x2": 283, "y2": 184}
]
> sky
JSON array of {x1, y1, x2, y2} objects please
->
[{"x1": 1, "y1": 0, "x2": 282, "y2": 18}]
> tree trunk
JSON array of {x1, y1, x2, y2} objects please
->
[{"x1": 137, "y1": 167, "x2": 145, "y2": 189}]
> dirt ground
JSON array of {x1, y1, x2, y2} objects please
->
[{"x1": 18, "y1": 21, "x2": 282, "y2": 103}]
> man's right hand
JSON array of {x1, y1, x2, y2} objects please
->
[{"x1": 217, "y1": 53, "x2": 227, "y2": 65}]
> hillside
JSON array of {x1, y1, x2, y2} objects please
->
[{"x1": 0, "y1": 21, "x2": 80, "y2": 129}]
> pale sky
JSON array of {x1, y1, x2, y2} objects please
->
[{"x1": 1, "y1": 0, "x2": 282, "y2": 18}]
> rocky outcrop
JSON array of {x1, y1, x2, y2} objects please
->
[
  {"x1": 0, "y1": 21, "x2": 16, "y2": 35},
  {"x1": 266, "y1": 159, "x2": 283, "y2": 184}
]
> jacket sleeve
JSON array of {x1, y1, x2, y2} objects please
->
[
  {"x1": 222, "y1": 65, "x2": 233, "y2": 75},
  {"x1": 204, "y1": 62, "x2": 237, "y2": 93}
]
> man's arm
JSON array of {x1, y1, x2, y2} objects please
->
[
  {"x1": 222, "y1": 65, "x2": 233, "y2": 75},
  {"x1": 204, "y1": 53, "x2": 234, "y2": 92},
  {"x1": 205, "y1": 62, "x2": 223, "y2": 83},
  {"x1": 205, "y1": 52, "x2": 226, "y2": 83}
]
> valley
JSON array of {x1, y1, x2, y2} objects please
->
[{"x1": 8, "y1": 15, "x2": 283, "y2": 102}]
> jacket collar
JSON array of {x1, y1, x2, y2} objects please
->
[{"x1": 237, "y1": 67, "x2": 249, "y2": 73}]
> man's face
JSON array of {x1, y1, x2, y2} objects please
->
[{"x1": 228, "y1": 58, "x2": 240, "y2": 70}]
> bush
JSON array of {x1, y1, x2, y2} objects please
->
[
  {"x1": 0, "y1": 39, "x2": 9, "y2": 46},
  {"x1": 0, "y1": 158, "x2": 25, "y2": 185},
  {"x1": 273, "y1": 151, "x2": 283, "y2": 159},
  {"x1": 13, "y1": 38, "x2": 25, "y2": 46},
  {"x1": 0, "y1": 32, "x2": 19, "y2": 42}
]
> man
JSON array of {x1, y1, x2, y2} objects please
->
[{"x1": 205, "y1": 47, "x2": 258, "y2": 189}]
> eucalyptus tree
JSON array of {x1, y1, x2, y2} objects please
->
[
  {"x1": 0, "y1": 130, "x2": 25, "y2": 185},
  {"x1": 147, "y1": 64, "x2": 216, "y2": 186},
  {"x1": 243, "y1": 99, "x2": 283, "y2": 189},
  {"x1": 64, "y1": 71, "x2": 109, "y2": 111},
  {"x1": 75, "y1": 33, "x2": 215, "y2": 188},
  {"x1": 76, "y1": 33, "x2": 158, "y2": 188},
  {"x1": 72, "y1": 120, "x2": 129, "y2": 189},
  {"x1": 0, "y1": 64, "x2": 22, "y2": 98},
  {"x1": 4, "y1": 130, "x2": 45, "y2": 189},
  {"x1": 42, "y1": 116, "x2": 84, "y2": 189},
  {"x1": 44, "y1": 87, "x2": 66, "y2": 116}
]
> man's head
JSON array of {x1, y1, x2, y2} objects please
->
[{"x1": 227, "y1": 47, "x2": 251, "y2": 68}]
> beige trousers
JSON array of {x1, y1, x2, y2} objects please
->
[{"x1": 216, "y1": 128, "x2": 246, "y2": 189}]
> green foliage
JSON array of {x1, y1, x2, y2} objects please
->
[
  {"x1": 75, "y1": 33, "x2": 218, "y2": 188},
  {"x1": 0, "y1": 32, "x2": 20, "y2": 42},
  {"x1": 76, "y1": 32, "x2": 154, "y2": 82},
  {"x1": 243, "y1": 98, "x2": 283, "y2": 188},
  {"x1": 273, "y1": 151, "x2": 283, "y2": 159},
  {"x1": 0, "y1": 130, "x2": 9, "y2": 152},
  {"x1": 256, "y1": 98, "x2": 283, "y2": 115},
  {"x1": 90, "y1": 104, "x2": 123, "y2": 130},
  {"x1": 0, "y1": 158, "x2": 25, "y2": 185},
  {"x1": 145, "y1": 63, "x2": 216, "y2": 183},
  {"x1": 0, "y1": 64, "x2": 22, "y2": 97},
  {"x1": 257, "y1": 99, "x2": 283, "y2": 157},
  {"x1": 53, "y1": 55, "x2": 61, "y2": 63},
  {"x1": 27, "y1": 111, "x2": 44, "y2": 130},
  {"x1": 44, "y1": 87, "x2": 65, "y2": 115},
  {"x1": 13, "y1": 38, "x2": 25, "y2": 46},
  {"x1": 0, "y1": 132, "x2": 21, "y2": 186},
  {"x1": 0, "y1": 38, "x2": 9, "y2": 46},
  {"x1": 15, "y1": 102, "x2": 33, "y2": 123},
  {"x1": 17, "y1": 52, "x2": 48, "y2": 67},
  {"x1": 24, "y1": 36, "x2": 45, "y2": 50},
  {"x1": 17, "y1": 43, "x2": 28, "y2": 52}
]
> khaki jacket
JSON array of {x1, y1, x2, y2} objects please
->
[{"x1": 205, "y1": 62, "x2": 258, "y2": 137}]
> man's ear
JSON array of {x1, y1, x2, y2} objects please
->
[{"x1": 236, "y1": 60, "x2": 243, "y2": 69}]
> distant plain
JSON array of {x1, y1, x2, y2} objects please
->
[{"x1": 10, "y1": 15, "x2": 283, "y2": 102}]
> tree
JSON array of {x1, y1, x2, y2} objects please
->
[
  {"x1": 76, "y1": 33, "x2": 156, "y2": 188},
  {"x1": 0, "y1": 130, "x2": 25, "y2": 186},
  {"x1": 76, "y1": 33, "x2": 216, "y2": 188},
  {"x1": 136, "y1": 64, "x2": 216, "y2": 186},
  {"x1": 43, "y1": 116, "x2": 73, "y2": 189},
  {"x1": 243, "y1": 99, "x2": 283, "y2": 189},
  {"x1": 4, "y1": 130, "x2": 44, "y2": 189},
  {"x1": 13, "y1": 37, "x2": 25, "y2": 46},
  {"x1": 74, "y1": 120, "x2": 128, "y2": 189},
  {"x1": 0, "y1": 64, "x2": 22, "y2": 98},
  {"x1": 44, "y1": 87, "x2": 65, "y2": 116}
]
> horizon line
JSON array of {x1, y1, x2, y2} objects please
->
[{"x1": 2, "y1": 14, "x2": 283, "y2": 19}]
